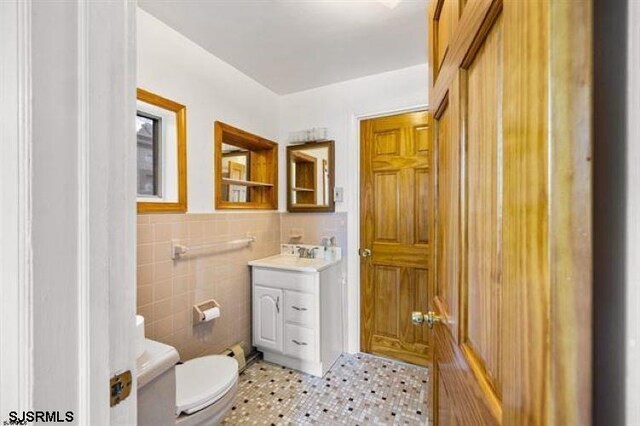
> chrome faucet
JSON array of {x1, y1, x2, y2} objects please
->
[
  {"x1": 321, "y1": 238, "x2": 330, "y2": 250},
  {"x1": 298, "y1": 247, "x2": 318, "y2": 259},
  {"x1": 321, "y1": 236, "x2": 337, "y2": 250}
]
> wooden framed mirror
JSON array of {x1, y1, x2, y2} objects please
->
[
  {"x1": 286, "y1": 141, "x2": 335, "y2": 213},
  {"x1": 136, "y1": 88, "x2": 187, "y2": 213},
  {"x1": 214, "y1": 121, "x2": 278, "y2": 210}
]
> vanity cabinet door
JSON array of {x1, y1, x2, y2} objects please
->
[{"x1": 253, "y1": 286, "x2": 283, "y2": 352}]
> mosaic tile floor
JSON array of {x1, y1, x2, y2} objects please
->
[{"x1": 222, "y1": 353, "x2": 431, "y2": 425}]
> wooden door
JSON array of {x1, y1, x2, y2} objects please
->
[
  {"x1": 253, "y1": 286, "x2": 283, "y2": 352},
  {"x1": 360, "y1": 111, "x2": 432, "y2": 366},
  {"x1": 427, "y1": 0, "x2": 592, "y2": 424},
  {"x1": 292, "y1": 152, "x2": 317, "y2": 205},
  {"x1": 228, "y1": 161, "x2": 247, "y2": 202}
]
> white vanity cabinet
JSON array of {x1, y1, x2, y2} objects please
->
[{"x1": 250, "y1": 250, "x2": 343, "y2": 377}]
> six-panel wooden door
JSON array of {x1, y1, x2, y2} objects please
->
[
  {"x1": 360, "y1": 111, "x2": 433, "y2": 366},
  {"x1": 427, "y1": 0, "x2": 592, "y2": 424}
]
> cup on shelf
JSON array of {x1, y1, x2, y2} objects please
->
[{"x1": 314, "y1": 127, "x2": 327, "y2": 141}]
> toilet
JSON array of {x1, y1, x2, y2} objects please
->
[
  {"x1": 137, "y1": 338, "x2": 239, "y2": 426},
  {"x1": 175, "y1": 355, "x2": 239, "y2": 425}
]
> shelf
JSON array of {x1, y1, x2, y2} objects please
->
[
  {"x1": 222, "y1": 178, "x2": 274, "y2": 187},
  {"x1": 292, "y1": 203, "x2": 327, "y2": 208},
  {"x1": 292, "y1": 187, "x2": 315, "y2": 192}
]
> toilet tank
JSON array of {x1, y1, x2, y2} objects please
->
[{"x1": 136, "y1": 339, "x2": 180, "y2": 426}]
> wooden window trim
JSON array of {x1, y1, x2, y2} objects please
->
[{"x1": 136, "y1": 88, "x2": 188, "y2": 214}]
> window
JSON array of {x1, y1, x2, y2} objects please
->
[
  {"x1": 136, "y1": 112, "x2": 162, "y2": 197},
  {"x1": 136, "y1": 88, "x2": 187, "y2": 213}
]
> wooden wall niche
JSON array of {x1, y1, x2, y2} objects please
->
[
  {"x1": 136, "y1": 88, "x2": 187, "y2": 213},
  {"x1": 214, "y1": 121, "x2": 278, "y2": 210},
  {"x1": 287, "y1": 141, "x2": 335, "y2": 213}
]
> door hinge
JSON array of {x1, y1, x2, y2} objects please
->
[{"x1": 110, "y1": 370, "x2": 132, "y2": 407}]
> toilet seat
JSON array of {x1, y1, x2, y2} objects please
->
[{"x1": 175, "y1": 355, "x2": 239, "y2": 416}]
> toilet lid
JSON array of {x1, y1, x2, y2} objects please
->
[{"x1": 175, "y1": 355, "x2": 239, "y2": 416}]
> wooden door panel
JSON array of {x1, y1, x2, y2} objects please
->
[
  {"x1": 463, "y1": 13, "x2": 503, "y2": 400},
  {"x1": 371, "y1": 266, "x2": 430, "y2": 364},
  {"x1": 399, "y1": 268, "x2": 420, "y2": 346},
  {"x1": 436, "y1": 1, "x2": 451, "y2": 71},
  {"x1": 430, "y1": 0, "x2": 503, "y2": 419},
  {"x1": 415, "y1": 124, "x2": 431, "y2": 153},
  {"x1": 372, "y1": 243, "x2": 429, "y2": 268},
  {"x1": 415, "y1": 269, "x2": 432, "y2": 345},
  {"x1": 430, "y1": 0, "x2": 461, "y2": 80},
  {"x1": 374, "y1": 130, "x2": 401, "y2": 156},
  {"x1": 361, "y1": 111, "x2": 432, "y2": 366},
  {"x1": 433, "y1": 305, "x2": 497, "y2": 425},
  {"x1": 373, "y1": 266, "x2": 400, "y2": 337},
  {"x1": 415, "y1": 168, "x2": 431, "y2": 244},
  {"x1": 433, "y1": 359, "x2": 456, "y2": 425},
  {"x1": 430, "y1": 0, "x2": 498, "y2": 109},
  {"x1": 434, "y1": 100, "x2": 459, "y2": 335},
  {"x1": 374, "y1": 172, "x2": 400, "y2": 241}
]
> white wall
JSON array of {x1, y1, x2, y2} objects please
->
[
  {"x1": 278, "y1": 64, "x2": 428, "y2": 212},
  {"x1": 137, "y1": 9, "x2": 280, "y2": 213},
  {"x1": 278, "y1": 65, "x2": 428, "y2": 352}
]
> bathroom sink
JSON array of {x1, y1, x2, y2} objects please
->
[
  {"x1": 248, "y1": 254, "x2": 340, "y2": 272},
  {"x1": 267, "y1": 256, "x2": 319, "y2": 266}
]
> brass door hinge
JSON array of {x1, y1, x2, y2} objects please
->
[{"x1": 110, "y1": 370, "x2": 132, "y2": 407}]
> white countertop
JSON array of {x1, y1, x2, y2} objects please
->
[{"x1": 248, "y1": 253, "x2": 342, "y2": 272}]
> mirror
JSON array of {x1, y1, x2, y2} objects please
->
[
  {"x1": 136, "y1": 88, "x2": 187, "y2": 213},
  {"x1": 287, "y1": 141, "x2": 335, "y2": 212},
  {"x1": 215, "y1": 121, "x2": 278, "y2": 210},
  {"x1": 221, "y1": 144, "x2": 250, "y2": 202}
]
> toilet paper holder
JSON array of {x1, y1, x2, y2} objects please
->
[{"x1": 193, "y1": 299, "x2": 221, "y2": 324}]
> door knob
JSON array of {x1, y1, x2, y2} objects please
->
[
  {"x1": 358, "y1": 248, "x2": 372, "y2": 257},
  {"x1": 411, "y1": 311, "x2": 442, "y2": 329},
  {"x1": 425, "y1": 311, "x2": 442, "y2": 329}
]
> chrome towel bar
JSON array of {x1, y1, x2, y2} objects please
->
[{"x1": 171, "y1": 235, "x2": 256, "y2": 259}]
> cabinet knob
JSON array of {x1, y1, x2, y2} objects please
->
[
  {"x1": 292, "y1": 339, "x2": 307, "y2": 346},
  {"x1": 291, "y1": 305, "x2": 307, "y2": 311}
]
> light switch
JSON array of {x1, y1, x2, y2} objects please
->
[{"x1": 334, "y1": 187, "x2": 344, "y2": 203}]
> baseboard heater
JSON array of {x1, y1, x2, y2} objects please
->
[{"x1": 222, "y1": 344, "x2": 249, "y2": 371}]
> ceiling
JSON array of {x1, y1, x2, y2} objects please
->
[{"x1": 138, "y1": 0, "x2": 427, "y2": 94}]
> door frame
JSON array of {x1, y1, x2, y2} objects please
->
[
  {"x1": 627, "y1": 1, "x2": 640, "y2": 419},
  {"x1": 0, "y1": 1, "x2": 137, "y2": 423},
  {"x1": 1, "y1": 0, "x2": 34, "y2": 417},
  {"x1": 346, "y1": 103, "x2": 428, "y2": 354}
]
